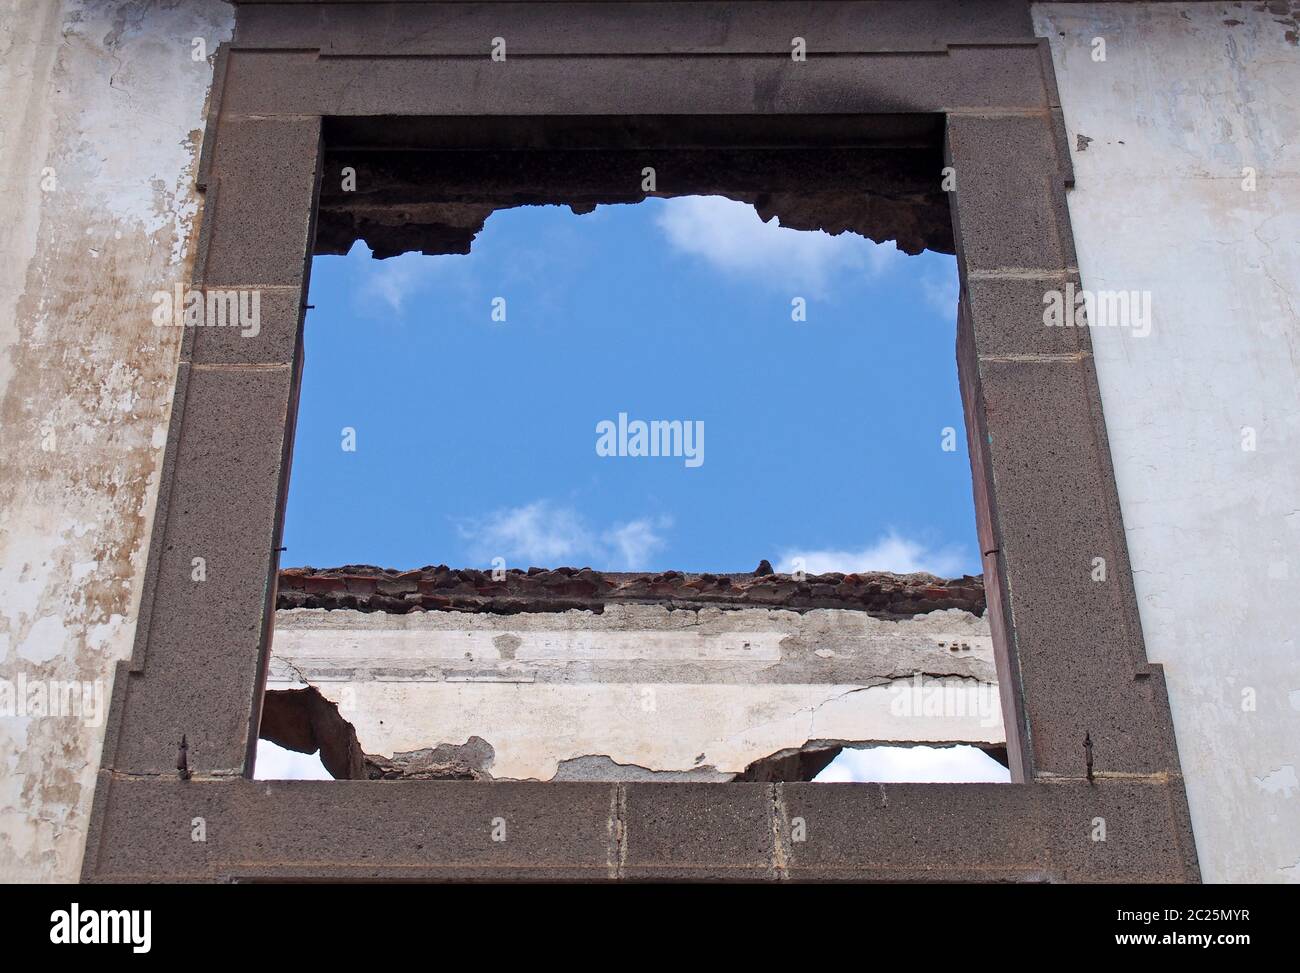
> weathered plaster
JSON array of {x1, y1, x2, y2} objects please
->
[
  {"x1": 267, "y1": 605, "x2": 1002, "y2": 780},
  {"x1": 0, "y1": 0, "x2": 232, "y2": 882},
  {"x1": 1033, "y1": 1, "x2": 1300, "y2": 882}
]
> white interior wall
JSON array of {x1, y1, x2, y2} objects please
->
[
  {"x1": 1033, "y1": 1, "x2": 1300, "y2": 882},
  {"x1": 268, "y1": 605, "x2": 1002, "y2": 780}
]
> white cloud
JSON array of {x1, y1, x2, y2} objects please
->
[
  {"x1": 459, "y1": 500, "x2": 670, "y2": 570},
  {"x1": 358, "y1": 251, "x2": 429, "y2": 313},
  {"x1": 603, "y1": 517, "x2": 671, "y2": 568},
  {"x1": 776, "y1": 530, "x2": 969, "y2": 577},
  {"x1": 460, "y1": 500, "x2": 592, "y2": 565},
  {"x1": 654, "y1": 195, "x2": 902, "y2": 296},
  {"x1": 354, "y1": 244, "x2": 472, "y2": 315},
  {"x1": 920, "y1": 269, "x2": 959, "y2": 317},
  {"x1": 815, "y1": 745, "x2": 1010, "y2": 783}
]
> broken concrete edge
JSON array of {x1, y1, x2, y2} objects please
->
[
  {"x1": 316, "y1": 155, "x2": 953, "y2": 260},
  {"x1": 259, "y1": 686, "x2": 1006, "y2": 784},
  {"x1": 259, "y1": 686, "x2": 365, "y2": 780},
  {"x1": 312, "y1": 114, "x2": 953, "y2": 258},
  {"x1": 259, "y1": 685, "x2": 509, "y2": 782},
  {"x1": 275, "y1": 565, "x2": 987, "y2": 618}
]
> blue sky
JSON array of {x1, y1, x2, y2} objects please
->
[
  {"x1": 282, "y1": 195, "x2": 977, "y2": 577},
  {"x1": 261, "y1": 204, "x2": 1005, "y2": 781}
]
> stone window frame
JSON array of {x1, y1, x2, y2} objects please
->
[{"x1": 83, "y1": 0, "x2": 1198, "y2": 882}]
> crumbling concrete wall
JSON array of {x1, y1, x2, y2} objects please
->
[
  {"x1": 0, "y1": 0, "x2": 232, "y2": 882},
  {"x1": 1033, "y1": 1, "x2": 1300, "y2": 882},
  {"x1": 267, "y1": 603, "x2": 1002, "y2": 781}
]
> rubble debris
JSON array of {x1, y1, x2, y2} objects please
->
[
  {"x1": 276, "y1": 565, "x2": 985, "y2": 619},
  {"x1": 364, "y1": 737, "x2": 496, "y2": 780}
]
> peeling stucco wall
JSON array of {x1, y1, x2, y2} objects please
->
[
  {"x1": 0, "y1": 0, "x2": 233, "y2": 882},
  {"x1": 268, "y1": 605, "x2": 1002, "y2": 781},
  {"x1": 1033, "y1": 1, "x2": 1300, "y2": 882}
]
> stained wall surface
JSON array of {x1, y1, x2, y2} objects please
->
[
  {"x1": 0, "y1": 0, "x2": 232, "y2": 882},
  {"x1": 1032, "y1": 1, "x2": 1300, "y2": 882}
]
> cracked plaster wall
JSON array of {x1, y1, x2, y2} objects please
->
[
  {"x1": 0, "y1": 0, "x2": 232, "y2": 882},
  {"x1": 1033, "y1": 2, "x2": 1300, "y2": 882},
  {"x1": 268, "y1": 604, "x2": 1002, "y2": 781}
]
